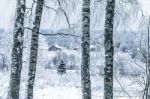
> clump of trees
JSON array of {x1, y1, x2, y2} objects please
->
[{"x1": 45, "y1": 52, "x2": 79, "y2": 70}]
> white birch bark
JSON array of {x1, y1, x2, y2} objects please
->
[
  {"x1": 146, "y1": 16, "x2": 150, "y2": 99},
  {"x1": 7, "y1": 0, "x2": 26, "y2": 99},
  {"x1": 81, "y1": 0, "x2": 91, "y2": 99},
  {"x1": 104, "y1": 0, "x2": 116, "y2": 99},
  {"x1": 26, "y1": 0, "x2": 44, "y2": 99}
]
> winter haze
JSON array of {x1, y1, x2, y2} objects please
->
[{"x1": 0, "y1": 0, "x2": 150, "y2": 99}]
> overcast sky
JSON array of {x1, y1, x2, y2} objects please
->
[{"x1": 0, "y1": 0, "x2": 149, "y2": 29}]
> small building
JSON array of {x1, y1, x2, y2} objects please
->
[
  {"x1": 73, "y1": 48, "x2": 78, "y2": 50},
  {"x1": 48, "y1": 45, "x2": 61, "y2": 51}
]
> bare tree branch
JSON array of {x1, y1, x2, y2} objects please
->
[
  {"x1": 43, "y1": 3, "x2": 57, "y2": 12},
  {"x1": 57, "y1": 0, "x2": 71, "y2": 28},
  {"x1": 114, "y1": 71, "x2": 131, "y2": 98}
]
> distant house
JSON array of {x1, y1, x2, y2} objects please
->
[
  {"x1": 48, "y1": 45, "x2": 61, "y2": 51},
  {"x1": 73, "y1": 47, "x2": 79, "y2": 51}
]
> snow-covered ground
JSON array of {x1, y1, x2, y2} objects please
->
[{"x1": 0, "y1": 69, "x2": 143, "y2": 99}]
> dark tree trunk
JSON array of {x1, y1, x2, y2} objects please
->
[
  {"x1": 7, "y1": 0, "x2": 26, "y2": 99},
  {"x1": 81, "y1": 0, "x2": 91, "y2": 99},
  {"x1": 104, "y1": 0, "x2": 116, "y2": 99},
  {"x1": 146, "y1": 16, "x2": 150, "y2": 99},
  {"x1": 26, "y1": 0, "x2": 44, "y2": 99}
]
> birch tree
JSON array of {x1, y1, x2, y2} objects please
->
[
  {"x1": 7, "y1": 0, "x2": 26, "y2": 99},
  {"x1": 104, "y1": 0, "x2": 116, "y2": 99},
  {"x1": 26, "y1": 0, "x2": 44, "y2": 99},
  {"x1": 81, "y1": 0, "x2": 91, "y2": 99},
  {"x1": 144, "y1": 16, "x2": 150, "y2": 99}
]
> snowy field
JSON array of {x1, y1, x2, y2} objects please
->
[
  {"x1": 0, "y1": 41, "x2": 146, "y2": 99},
  {"x1": 0, "y1": 69, "x2": 143, "y2": 99}
]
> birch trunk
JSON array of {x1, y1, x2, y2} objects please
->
[
  {"x1": 104, "y1": 0, "x2": 116, "y2": 99},
  {"x1": 7, "y1": 0, "x2": 26, "y2": 99},
  {"x1": 26, "y1": 0, "x2": 44, "y2": 99},
  {"x1": 147, "y1": 16, "x2": 150, "y2": 99},
  {"x1": 81, "y1": 0, "x2": 91, "y2": 99}
]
